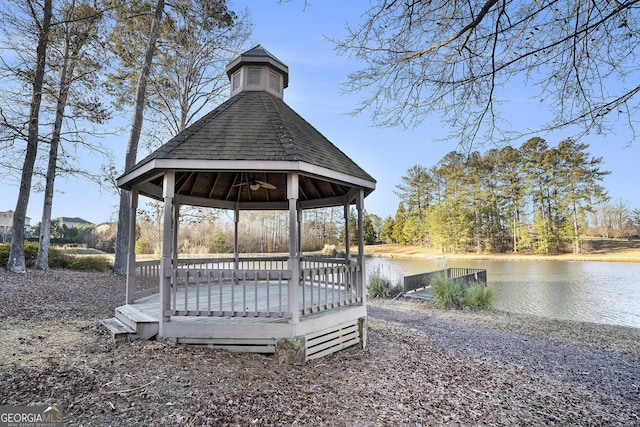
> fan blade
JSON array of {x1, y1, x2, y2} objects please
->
[{"x1": 256, "y1": 180, "x2": 276, "y2": 190}]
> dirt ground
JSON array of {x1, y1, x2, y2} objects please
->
[{"x1": 1, "y1": 269, "x2": 639, "y2": 426}]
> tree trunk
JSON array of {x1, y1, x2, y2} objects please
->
[
  {"x1": 113, "y1": 0, "x2": 165, "y2": 275},
  {"x1": 34, "y1": 132, "x2": 59, "y2": 270},
  {"x1": 35, "y1": 21, "x2": 76, "y2": 270},
  {"x1": 571, "y1": 197, "x2": 581, "y2": 254},
  {"x1": 6, "y1": 0, "x2": 52, "y2": 273}
]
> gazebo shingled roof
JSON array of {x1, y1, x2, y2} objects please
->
[{"x1": 118, "y1": 45, "x2": 375, "y2": 208}]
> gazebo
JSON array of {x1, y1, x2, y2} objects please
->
[{"x1": 102, "y1": 45, "x2": 376, "y2": 364}]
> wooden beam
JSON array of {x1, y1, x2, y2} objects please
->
[
  {"x1": 125, "y1": 188, "x2": 138, "y2": 304},
  {"x1": 118, "y1": 159, "x2": 376, "y2": 192},
  {"x1": 356, "y1": 188, "x2": 365, "y2": 304},
  {"x1": 160, "y1": 171, "x2": 175, "y2": 328},
  {"x1": 287, "y1": 172, "x2": 300, "y2": 325}
]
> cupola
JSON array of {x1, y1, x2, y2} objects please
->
[{"x1": 225, "y1": 44, "x2": 289, "y2": 99}]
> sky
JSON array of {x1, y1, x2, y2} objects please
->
[{"x1": 1, "y1": 0, "x2": 639, "y2": 225}]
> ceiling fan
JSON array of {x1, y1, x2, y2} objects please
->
[{"x1": 233, "y1": 178, "x2": 277, "y2": 191}]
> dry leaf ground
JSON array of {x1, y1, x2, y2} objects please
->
[{"x1": 1, "y1": 269, "x2": 639, "y2": 426}]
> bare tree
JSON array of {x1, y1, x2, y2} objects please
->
[
  {"x1": 112, "y1": 0, "x2": 165, "y2": 275},
  {"x1": 606, "y1": 199, "x2": 635, "y2": 238},
  {"x1": 110, "y1": 0, "x2": 250, "y2": 274},
  {"x1": 34, "y1": 1, "x2": 107, "y2": 269},
  {"x1": 333, "y1": 0, "x2": 640, "y2": 145},
  {"x1": 2, "y1": 0, "x2": 52, "y2": 273},
  {"x1": 146, "y1": 4, "x2": 251, "y2": 136}
]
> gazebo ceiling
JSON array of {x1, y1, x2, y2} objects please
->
[{"x1": 142, "y1": 170, "x2": 353, "y2": 209}]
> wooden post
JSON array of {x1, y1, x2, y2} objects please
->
[
  {"x1": 234, "y1": 205, "x2": 239, "y2": 270},
  {"x1": 287, "y1": 172, "x2": 300, "y2": 324},
  {"x1": 125, "y1": 188, "x2": 138, "y2": 304},
  {"x1": 356, "y1": 188, "x2": 365, "y2": 303},
  {"x1": 172, "y1": 200, "x2": 180, "y2": 268},
  {"x1": 343, "y1": 200, "x2": 350, "y2": 263},
  {"x1": 159, "y1": 171, "x2": 175, "y2": 332},
  {"x1": 297, "y1": 208, "x2": 302, "y2": 259}
]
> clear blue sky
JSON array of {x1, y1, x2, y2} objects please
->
[{"x1": 1, "y1": 0, "x2": 639, "y2": 225}]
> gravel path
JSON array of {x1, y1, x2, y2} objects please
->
[{"x1": 368, "y1": 306, "x2": 640, "y2": 407}]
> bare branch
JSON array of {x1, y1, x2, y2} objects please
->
[{"x1": 334, "y1": 0, "x2": 640, "y2": 146}]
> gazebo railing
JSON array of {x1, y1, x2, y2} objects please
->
[
  {"x1": 133, "y1": 260, "x2": 162, "y2": 299},
  {"x1": 299, "y1": 263, "x2": 361, "y2": 315},
  {"x1": 168, "y1": 268, "x2": 293, "y2": 318},
  {"x1": 300, "y1": 256, "x2": 349, "y2": 269},
  {"x1": 132, "y1": 256, "x2": 362, "y2": 318},
  {"x1": 176, "y1": 256, "x2": 289, "y2": 271}
]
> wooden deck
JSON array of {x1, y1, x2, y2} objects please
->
[
  {"x1": 164, "y1": 280, "x2": 356, "y2": 319},
  {"x1": 133, "y1": 285, "x2": 291, "y2": 323},
  {"x1": 104, "y1": 282, "x2": 367, "y2": 362},
  {"x1": 105, "y1": 258, "x2": 367, "y2": 363}
]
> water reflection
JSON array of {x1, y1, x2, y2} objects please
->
[{"x1": 365, "y1": 257, "x2": 640, "y2": 328}]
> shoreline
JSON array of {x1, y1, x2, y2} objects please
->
[{"x1": 363, "y1": 242, "x2": 640, "y2": 264}]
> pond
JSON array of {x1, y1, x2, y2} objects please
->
[{"x1": 365, "y1": 257, "x2": 640, "y2": 328}]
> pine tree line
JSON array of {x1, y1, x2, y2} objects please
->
[{"x1": 380, "y1": 137, "x2": 612, "y2": 254}]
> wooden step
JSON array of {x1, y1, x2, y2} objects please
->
[
  {"x1": 100, "y1": 317, "x2": 135, "y2": 341},
  {"x1": 114, "y1": 304, "x2": 159, "y2": 340}
]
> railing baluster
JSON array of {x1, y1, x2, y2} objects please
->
[
  {"x1": 195, "y1": 270, "x2": 201, "y2": 314},
  {"x1": 218, "y1": 270, "x2": 223, "y2": 316},
  {"x1": 265, "y1": 273, "x2": 271, "y2": 317},
  {"x1": 242, "y1": 270, "x2": 247, "y2": 317},
  {"x1": 171, "y1": 269, "x2": 178, "y2": 312},
  {"x1": 301, "y1": 270, "x2": 307, "y2": 313},
  {"x1": 254, "y1": 270, "x2": 258, "y2": 316},
  {"x1": 309, "y1": 269, "x2": 314, "y2": 312},
  {"x1": 278, "y1": 271, "x2": 283, "y2": 317},
  {"x1": 207, "y1": 270, "x2": 212, "y2": 313},
  {"x1": 184, "y1": 270, "x2": 189, "y2": 314},
  {"x1": 323, "y1": 267, "x2": 328, "y2": 309},
  {"x1": 330, "y1": 267, "x2": 335, "y2": 307},
  {"x1": 230, "y1": 270, "x2": 235, "y2": 315}
]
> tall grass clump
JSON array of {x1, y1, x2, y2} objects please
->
[
  {"x1": 367, "y1": 265, "x2": 402, "y2": 298},
  {"x1": 321, "y1": 244, "x2": 337, "y2": 257},
  {"x1": 432, "y1": 274, "x2": 493, "y2": 310},
  {"x1": 431, "y1": 274, "x2": 463, "y2": 309},
  {"x1": 367, "y1": 271, "x2": 388, "y2": 298},
  {"x1": 463, "y1": 285, "x2": 495, "y2": 309}
]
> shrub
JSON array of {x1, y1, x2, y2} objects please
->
[
  {"x1": 0, "y1": 242, "x2": 40, "y2": 268},
  {"x1": 68, "y1": 256, "x2": 112, "y2": 272},
  {"x1": 367, "y1": 265, "x2": 402, "y2": 298},
  {"x1": 367, "y1": 271, "x2": 388, "y2": 298},
  {"x1": 0, "y1": 243, "x2": 111, "y2": 271},
  {"x1": 431, "y1": 274, "x2": 463, "y2": 309},
  {"x1": 463, "y1": 285, "x2": 495, "y2": 309},
  {"x1": 0, "y1": 243, "x2": 9, "y2": 266},
  {"x1": 48, "y1": 247, "x2": 73, "y2": 268},
  {"x1": 432, "y1": 275, "x2": 494, "y2": 310}
]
